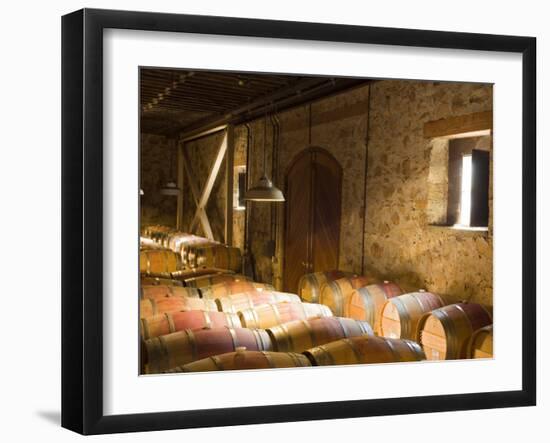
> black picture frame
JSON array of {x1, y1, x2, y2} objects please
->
[{"x1": 61, "y1": 8, "x2": 536, "y2": 435}]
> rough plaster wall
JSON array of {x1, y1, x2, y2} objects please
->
[
  {"x1": 140, "y1": 133, "x2": 178, "y2": 228},
  {"x1": 181, "y1": 132, "x2": 227, "y2": 241},
  {"x1": 364, "y1": 80, "x2": 493, "y2": 306}
]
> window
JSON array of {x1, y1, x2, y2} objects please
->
[
  {"x1": 427, "y1": 133, "x2": 491, "y2": 230},
  {"x1": 233, "y1": 165, "x2": 247, "y2": 211},
  {"x1": 447, "y1": 138, "x2": 490, "y2": 228}
]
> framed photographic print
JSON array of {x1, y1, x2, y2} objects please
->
[{"x1": 61, "y1": 8, "x2": 536, "y2": 435}]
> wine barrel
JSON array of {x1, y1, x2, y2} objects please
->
[
  {"x1": 143, "y1": 225, "x2": 171, "y2": 238},
  {"x1": 467, "y1": 325, "x2": 493, "y2": 359},
  {"x1": 304, "y1": 335, "x2": 425, "y2": 366},
  {"x1": 140, "y1": 285, "x2": 201, "y2": 300},
  {"x1": 144, "y1": 327, "x2": 272, "y2": 373},
  {"x1": 417, "y1": 303, "x2": 493, "y2": 360},
  {"x1": 140, "y1": 296, "x2": 217, "y2": 319},
  {"x1": 178, "y1": 237, "x2": 219, "y2": 267},
  {"x1": 170, "y1": 268, "x2": 230, "y2": 280},
  {"x1": 184, "y1": 272, "x2": 246, "y2": 289},
  {"x1": 139, "y1": 249, "x2": 181, "y2": 276},
  {"x1": 319, "y1": 276, "x2": 370, "y2": 317},
  {"x1": 140, "y1": 310, "x2": 241, "y2": 340},
  {"x1": 168, "y1": 350, "x2": 311, "y2": 372},
  {"x1": 164, "y1": 232, "x2": 198, "y2": 253},
  {"x1": 268, "y1": 317, "x2": 373, "y2": 353},
  {"x1": 201, "y1": 281, "x2": 275, "y2": 299},
  {"x1": 298, "y1": 270, "x2": 352, "y2": 303},
  {"x1": 140, "y1": 236, "x2": 166, "y2": 251},
  {"x1": 238, "y1": 302, "x2": 333, "y2": 329},
  {"x1": 216, "y1": 291, "x2": 301, "y2": 314},
  {"x1": 379, "y1": 291, "x2": 446, "y2": 340},
  {"x1": 190, "y1": 244, "x2": 242, "y2": 272},
  {"x1": 140, "y1": 276, "x2": 184, "y2": 287},
  {"x1": 345, "y1": 281, "x2": 402, "y2": 334}
]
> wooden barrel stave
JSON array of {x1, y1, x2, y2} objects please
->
[
  {"x1": 345, "y1": 282, "x2": 402, "y2": 334},
  {"x1": 139, "y1": 249, "x2": 181, "y2": 276},
  {"x1": 418, "y1": 302, "x2": 493, "y2": 360},
  {"x1": 140, "y1": 276, "x2": 184, "y2": 287},
  {"x1": 467, "y1": 325, "x2": 493, "y2": 359},
  {"x1": 298, "y1": 270, "x2": 352, "y2": 304},
  {"x1": 268, "y1": 317, "x2": 373, "y2": 353},
  {"x1": 184, "y1": 273, "x2": 248, "y2": 289},
  {"x1": 319, "y1": 276, "x2": 370, "y2": 317},
  {"x1": 140, "y1": 296, "x2": 218, "y2": 319},
  {"x1": 238, "y1": 302, "x2": 333, "y2": 329},
  {"x1": 379, "y1": 291, "x2": 446, "y2": 340},
  {"x1": 140, "y1": 285, "x2": 201, "y2": 300},
  {"x1": 216, "y1": 291, "x2": 301, "y2": 314},
  {"x1": 304, "y1": 335, "x2": 425, "y2": 366},
  {"x1": 168, "y1": 350, "x2": 311, "y2": 372},
  {"x1": 188, "y1": 244, "x2": 242, "y2": 272},
  {"x1": 200, "y1": 281, "x2": 274, "y2": 299},
  {"x1": 144, "y1": 328, "x2": 272, "y2": 373},
  {"x1": 140, "y1": 310, "x2": 241, "y2": 340}
]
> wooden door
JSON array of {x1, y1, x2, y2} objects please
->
[{"x1": 283, "y1": 148, "x2": 342, "y2": 293}]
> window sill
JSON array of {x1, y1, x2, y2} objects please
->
[{"x1": 428, "y1": 224, "x2": 489, "y2": 236}]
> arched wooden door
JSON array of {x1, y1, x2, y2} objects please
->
[{"x1": 283, "y1": 148, "x2": 342, "y2": 293}]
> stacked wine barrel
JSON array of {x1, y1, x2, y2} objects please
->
[{"x1": 139, "y1": 226, "x2": 492, "y2": 374}]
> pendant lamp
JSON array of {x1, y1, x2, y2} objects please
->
[
  {"x1": 160, "y1": 145, "x2": 181, "y2": 196},
  {"x1": 244, "y1": 114, "x2": 285, "y2": 202}
]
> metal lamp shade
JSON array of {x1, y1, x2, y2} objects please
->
[
  {"x1": 244, "y1": 175, "x2": 285, "y2": 202},
  {"x1": 160, "y1": 181, "x2": 180, "y2": 196}
]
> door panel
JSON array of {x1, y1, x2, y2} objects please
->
[
  {"x1": 312, "y1": 151, "x2": 342, "y2": 273},
  {"x1": 284, "y1": 148, "x2": 342, "y2": 293},
  {"x1": 283, "y1": 153, "x2": 312, "y2": 293}
]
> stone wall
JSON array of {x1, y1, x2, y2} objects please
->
[
  {"x1": 140, "y1": 133, "x2": 178, "y2": 228},
  {"x1": 364, "y1": 80, "x2": 493, "y2": 305}
]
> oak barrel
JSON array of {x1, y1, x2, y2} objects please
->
[
  {"x1": 298, "y1": 270, "x2": 352, "y2": 303},
  {"x1": 345, "y1": 281, "x2": 402, "y2": 333},
  {"x1": 189, "y1": 244, "x2": 242, "y2": 272},
  {"x1": 417, "y1": 302, "x2": 493, "y2": 360},
  {"x1": 268, "y1": 317, "x2": 373, "y2": 353},
  {"x1": 200, "y1": 280, "x2": 274, "y2": 299},
  {"x1": 304, "y1": 335, "x2": 425, "y2": 366},
  {"x1": 139, "y1": 249, "x2": 181, "y2": 276},
  {"x1": 184, "y1": 273, "x2": 248, "y2": 289},
  {"x1": 140, "y1": 310, "x2": 241, "y2": 340},
  {"x1": 319, "y1": 275, "x2": 370, "y2": 317},
  {"x1": 140, "y1": 296, "x2": 218, "y2": 319},
  {"x1": 238, "y1": 301, "x2": 333, "y2": 329},
  {"x1": 178, "y1": 237, "x2": 219, "y2": 266},
  {"x1": 140, "y1": 285, "x2": 201, "y2": 300},
  {"x1": 467, "y1": 325, "x2": 493, "y2": 359},
  {"x1": 140, "y1": 236, "x2": 166, "y2": 250},
  {"x1": 216, "y1": 291, "x2": 301, "y2": 314},
  {"x1": 140, "y1": 276, "x2": 184, "y2": 287},
  {"x1": 379, "y1": 291, "x2": 446, "y2": 340},
  {"x1": 168, "y1": 350, "x2": 311, "y2": 372},
  {"x1": 144, "y1": 327, "x2": 272, "y2": 373}
]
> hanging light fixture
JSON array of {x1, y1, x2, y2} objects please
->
[
  {"x1": 160, "y1": 143, "x2": 181, "y2": 196},
  {"x1": 244, "y1": 113, "x2": 285, "y2": 202}
]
